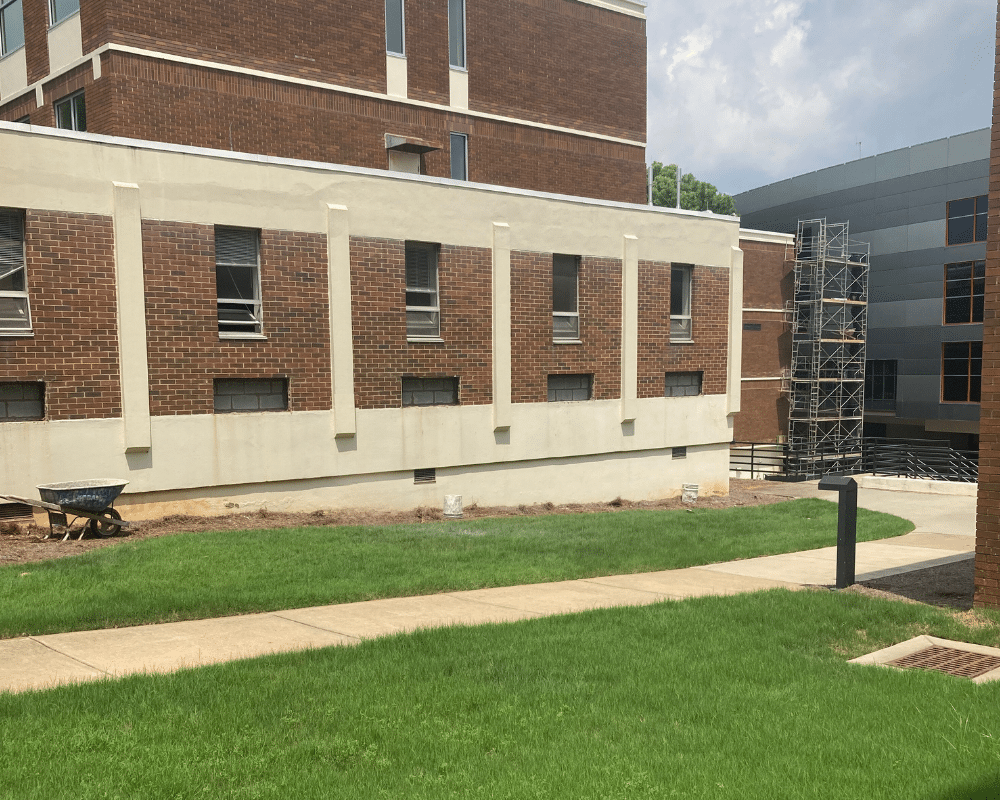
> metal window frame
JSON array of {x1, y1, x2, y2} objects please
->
[
  {"x1": 215, "y1": 226, "x2": 263, "y2": 338},
  {"x1": 385, "y1": 0, "x2": 405, "y2": 56},
  {"x1": 943, "y1": 260, "x2": 985, "y2": 325},
  {"x1": 946, "y1": 195, "x2": 988, "y2": 246},
  {"x1": 449, "y1": 132, "x2": 468, "y2": 181},
  {"x1": 941, "y1": 342, "x2": 982, "y2": 404},
  {"x1": 552, "y1": 253, "x2": 580, "y2": 341},
  {"x1": 670, "y1": 264, "x2": 693, "y2": 340},
  {"x1": 864, "y1": 359, "x2": 897, "y2": 401},
  {"x1": 405, "y1": 241, "x2": 440, "y2": 340},
  {"x1": 0, "y1": 0, "x2": 24, "y2": 56},
  {"x1": 448, "y1": 0, "x2": 466, "y2": 69},
  {"x1": 53, "y1": 89, "x2": 85, "y2": 131},
  {"x1": 48, "y1": 0, "x2": 78, "y2": 27},
  {"x1": 0, "y1": 208, "x2": 30, "y2": 336}
]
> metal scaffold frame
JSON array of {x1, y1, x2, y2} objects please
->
[{"x1": 787, "y1": 219, "x2": 869, "y2": 477}]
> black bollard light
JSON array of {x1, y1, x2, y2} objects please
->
[{"x1": 817, "y1": 475, "x2": 858, "y2": 589}]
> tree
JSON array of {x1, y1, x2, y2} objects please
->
[{"x1": 649, "y1": 162, "x2": 738, "y2": 216}]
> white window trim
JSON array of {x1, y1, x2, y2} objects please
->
[
  {"x1": 53, "y1": 89, "x2": 85, "y2": 131},
  {"x1": 406, "y1": 242, "x2": 440, "y2": 341},
  {"x1": 448, "y1": 0, "x2": 466, "y2": 70},
  {"x1": 385, "y1": 0, "x2": 405, "y2": 56},
  {"x1": 0, "y1": 209, "x2": 30, "y2": 336},
  {"x1": 553, "y1": 254, "x2": 580, "y2": 342},
  {"x1": 216, "y1": 227, "x2": 264, "y2": 339},
  {"x1": 670, "y1": 265, "x2": 693, "y2": 342}
]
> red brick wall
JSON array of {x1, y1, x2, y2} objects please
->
[
  {"x1": 637, "y1": 263, "x2": 729, "y2": 398},
  {"x1": 350, "y1": 237, "x2": 493, "y2": 409},
  {"x1": 22, "y1": 0, "x2": 49, "y2": 84},
  {"x1": 973, "y1": 4, "x2": 1000, "y2": 609},
  {"x1": 141, "y1": 221, "x2": 332, "y2": 415},
  {"x1": 0, "y1": 210, "x2": 122, "y2": 420},
  {"x1": 741, "y1": 313, "x2": 789, "y2": 379},
  {"x1": 741, "y1": 240, "x2": 793, "y2": 310},
  {"x1": 406, "y1": 0, "x2": 450, "y2": 105},
  {"x1": 467, "y1": 0, "x2": 646, "y2": 142},
  {"x1": 510, "y1": 251, "x2": 622, "y2": 403},
  {"x1": 733, "y1": 382, "x2": 789, "y2": 443}
]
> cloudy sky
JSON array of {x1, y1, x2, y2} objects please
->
[{"x1": 645, "y1": 0, "x2": 996, "y2": 197}]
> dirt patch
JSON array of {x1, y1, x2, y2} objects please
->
[
  {"x1": 0, "y1": 479, "x2": 794, "y2": 567},
  {"x1": 845, "y1": 559, "x2": 976, "y2": 611}
]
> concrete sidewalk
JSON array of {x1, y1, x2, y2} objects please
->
[{"x1": 0, "y1": 481, "x2": 977, "y2": 696}]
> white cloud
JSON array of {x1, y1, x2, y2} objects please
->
[{"x1": 645, "y1": 0, "x2": 996, "y2": 195}]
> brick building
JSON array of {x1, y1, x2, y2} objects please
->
[
  {"x1": 0, "y1": 1, "x2": 762, "y2": 516},
  {"x1": 0, "y1": 0, "x2": 648, "y2": 203},
  {"x1": 974, "y1": 5, "x2": 1000, "y2": 608}
]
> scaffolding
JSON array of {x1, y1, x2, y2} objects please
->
[{"x1": 787, "y1": 219, "x2": 869, "y2": 477}]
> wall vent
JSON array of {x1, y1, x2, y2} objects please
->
[{"x1": 414, "y1": 468, "x2": 436, "y2": 484}]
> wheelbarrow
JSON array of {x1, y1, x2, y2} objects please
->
[{"x1": 0, "y1": 479, "x2": 134, "y2": 540}]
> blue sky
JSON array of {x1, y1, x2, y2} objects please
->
[{"x1": 644, "y1": 0, "x2": 996, "y2": 196}]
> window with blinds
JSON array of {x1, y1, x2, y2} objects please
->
[
  {"x1": 215, "y1": 226, "x2": 262, "y2": 337},
  {"x1": 0, "y1": 209, "x2": 30, "y2": 335},
  {"x1": 405, "y1": 242, "x2": 439, "y2": 339}
]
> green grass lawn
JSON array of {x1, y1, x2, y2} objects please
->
[
  {"x1": 2, "y1": 590, "x2": 999, "y2": 799},
  {"x1": 0, "y1": 499, "x2": 912, "y2": 639}
]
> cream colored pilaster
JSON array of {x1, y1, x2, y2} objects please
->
[
  {"x1": 492, "y1": 222, "x2": 512, "y2": 431},
  {"x1": 449, "y1": 69, "x2": 469, "y2": 110},
  {"x1": 112, "y1": 182, "x2": 151, "y2": 453},
  {"x1": 620, "y1": 235, "x2": 639, "y2": 423},
  {"x1": 727, "y1": 245, "x2": 744, "y2": 416},
  {"x1": 327, "y1": 204, "x2": 356, "y2": 438}
]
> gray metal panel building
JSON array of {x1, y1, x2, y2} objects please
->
[{"x1": 735, "y1": 129, "x2": 989, "y2": 445}]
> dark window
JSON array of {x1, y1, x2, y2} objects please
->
[
  {"x1": 405, "y1": 242, "x2": 439, "y2": 338},
  {"x1": 0, "y1": 208, "x2": 30, "y2": 333},
  {"x1": 670, "y1": 265, "x2": 692, "y2": 339},
  {"x1": 552, "y1": 254, "x2": 579, "y2": 340},
  {"x1": 402, "y1": 377, "x2": 458, "y2": 406},
  {"x1": 944, "y1": 261, "x2": 985, "y2": 324},
  {"x1": 942, "y1": 342, "x2": 982, "y2": 403},
  {"x1": 54, "y1": 90, "x2": 85, "y2": 132},
  {"x1": 213, "y1": 379, "x2": 288, "y2": 413},
  {"x1": 215, "y1": 227, "x2": 262, "y2": 336},
  {"x1": 385, "y1": 0, "x2": 404, "y2": 55},
  {"x1": 448, "y1": 0, "x2": 465, "y2": 68},
  {"x1": 946, "y1": 195, "x2": 988, "y2": 245},
  {"x1": 14, "y1": 115, "x2": 29, "y2": 125},
  {"x1": 672, "y1": 446, "x2": 687, "y2": 459},
  {"x1": 0, "y1": 382, "x2": 43, "y2": 420},
  {"x1": 414, "y1": 467, "x2": 436, "y2": 484},
  {"x1": 864, "y1": 360, "x2": 897, "y2": 401},
  {"x1": 547, "y1": 374, "x2": 592, "y2": 402},
  {"x1": 1, "y1": 0, "x2": 24, "y2": 55},
  {"x1": 49, "y1": 0, "x2": 78, "y2": 25},
  {"x1": 665, "y1": 372, "x2": 702, "y2": 397},
  {"x1": 449, "y1": 133, "x2": 467, "y2": 181}
]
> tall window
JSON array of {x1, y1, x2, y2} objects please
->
[
  {"x1": 48, "y1": 0, "x2": 78, "y2": 25},
  {"x1": 0, "y1": 0, "x2": 24, "y2": 55},
  {"x1": 552, "y1": 254, "x2": 579, "y2": 340},
  {"x1": 942, "y1": 342, "x2": 982, "y2": 403},
  {"x1": 864, "y1": 360, "x2": 897, "y2": 401},
  {"x1": 406, "y1": 242, "x2": 439, "y2": 339},
  {"x1": 385, "y1": 0, "x2": 404, "y2": 55},
  {"x1": 944, "y1": 261, "x2": 985, "y2": 324},
  {"x1": 670, "y1": 265, "x2": 692, "y2": 340},
  {"x1": 215, "y1": 227, "x2": 262, "y2": 337},
  {"x1": 0, "y1": 209, "x2": 30, "y2": 334},
  {"x1": 450, "y1": 133, "x2": 468, "y2": 181},
  {"x1": 54, "y1": 91, "x2": 86, "y2": 132},
  {"x1": 946, "y1": 195, "x2": 988, "y2": 245},
  {"x1": 448, "y1": 0, "x2": 466, "y2": 69}
]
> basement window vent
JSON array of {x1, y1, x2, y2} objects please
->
[
  {"x1": 851, "y1": 636, "x2": 1000, "y2": 683},
  {"x1": 0, "y1": 502, "x2": 32, "y2": 520},
  {"x1": 414, "y1": 467, "x2": 436, "y2": 484},
  {"x1": 672, "y1": 446, "x2": 687, "y2": 459}
]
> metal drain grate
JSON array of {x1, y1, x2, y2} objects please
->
[{"x1": 887, "y1": 646, "x2": 1000, "y2": 679}]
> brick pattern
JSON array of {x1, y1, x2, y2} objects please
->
[
  {"x1": 511, "y1": 251, "x2": 622, "y2": 404},
  {"x1": 733, "y1": 381, "x2": 789, "y2": 443},
  {"x1": 141, "y1": 221, "x2": 332, "y2": 416},
  {"x1": 22, "y1": 0, "x2": 49, "y2": 85},
  {"x1": 467, "y1": 0, "x2": 646, "y2": 142},
  {"x1": 741, "y1": 313, "x2": 790, "y2": 379},
  {"x1": 637, "y1": 262, "x2": 729, "y2": 398},
  {"x1": 741, "y1": 240, "x2": 793, "y2": 309},
  {"x1": 351, "y1": 237, "x2": 492, "y2": 409},
  {"x1": 974, "y1": 7, "x2": 1000, "y2": 609},
  {"x1": 0, "y1": 210, "x2": 122, "y2": 420},
  {"x1": 406, "y1": 0, "x2": 450, "y2": 105}
]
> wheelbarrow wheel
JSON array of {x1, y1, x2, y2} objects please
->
[{"x1": 89, "y1": 508, "x2": 123, "y2": 538}]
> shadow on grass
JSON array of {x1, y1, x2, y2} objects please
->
[{"x1": 930, "y1": 777, "x2": 1000, "y2": 800}]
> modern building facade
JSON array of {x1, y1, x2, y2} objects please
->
[
  {"x1": 0, "y1": 0, "x2": 648, "y2": 204},
  {"x1": 735, "y1": 129, "x2": 989, "y2": 450}
]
